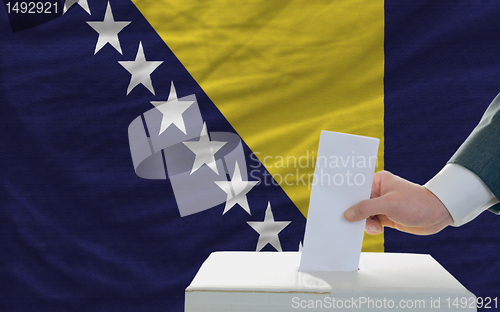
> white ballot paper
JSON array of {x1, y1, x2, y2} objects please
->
[{"x1": 299, "y1": 131, "x2": 379, "y2": 272}]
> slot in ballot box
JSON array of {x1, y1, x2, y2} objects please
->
[{"x1": 185, "y1": 251, "x2": 476, "y2": 311}]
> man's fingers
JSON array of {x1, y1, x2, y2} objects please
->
[
  {"x1": 376, "y1": 214, "x2": 396, "y2": 228},
  {"x1": 344, "y1": 195, "x2": 394, "y2": 222},
  {"x1": 365, "y1": 216, "x2": 383, "y2": 235},
  {"x1": 370, "y1": 170, "x2": 393, "y2": 199}
]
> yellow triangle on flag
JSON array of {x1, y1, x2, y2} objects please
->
[{"x1": 133, "y1": 0, "x2": 385, "y2": 252}]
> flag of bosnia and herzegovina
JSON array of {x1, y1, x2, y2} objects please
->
[
  {"x1": 1, "y1": 0, "x2": 500, "y2": 311},
  {"x1": 133, "y1": 0, "x2": 386, "y2": 250},
  {"x1": 136, "y1": 0, "x2": 500, "y2": 301}
]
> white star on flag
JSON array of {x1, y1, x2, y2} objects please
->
[
  {"x1": 247, "y1": 202, "x2": 291, "y2": 252},
  {"x1": 118, "y1": 41, "x2": 163, "y2": 95},
  {"x1": 183, "y1": 123, "x2": 226, "y2": 175},
  {"x1": 63, "y1": 0, "x2": 91, "y2": 15},
  {"x1": 150, "y1": 81, "x2": 195, "y2": 135},
  {"x1": 87, "y1": 2, "x2": 131, "y2": 55},
  {"x1": 215, "y1": 163, "x2": 257, "y2": 215}
]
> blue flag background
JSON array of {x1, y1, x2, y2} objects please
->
[{"x1": 1, "y1": 1, "x2": 500, "y2": 312}]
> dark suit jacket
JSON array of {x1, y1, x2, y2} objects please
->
[{"x1": 449, "y1": 94, "x2": 500, "y2": 214}]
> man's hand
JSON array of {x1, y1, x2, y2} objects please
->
[{"x1": 344, "y1": 171, "x2": 454, "y2": 235}]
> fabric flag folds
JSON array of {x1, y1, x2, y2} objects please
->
[{"x1": 3, "y1": 1, "x2": 500, "y2": 312}]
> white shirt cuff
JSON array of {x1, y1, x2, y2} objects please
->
[{"x1": 424, "y1": 163, "x2": 499, "y2": 226}]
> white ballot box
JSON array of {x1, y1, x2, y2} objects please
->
[{"x1": 185, "y1": 251, "x2": 476, "y2": 312}]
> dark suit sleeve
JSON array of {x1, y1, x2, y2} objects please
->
[{"x1": 449, "y1": 94, "x2": 500, "y2": 214}]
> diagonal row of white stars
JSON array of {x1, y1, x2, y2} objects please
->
[
  {"x1": 66, "y1": 0, "x2": 294, "y2": 252},
  {"x1": 85, "y1": 2, "x2": 163, "y2": 95}
]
